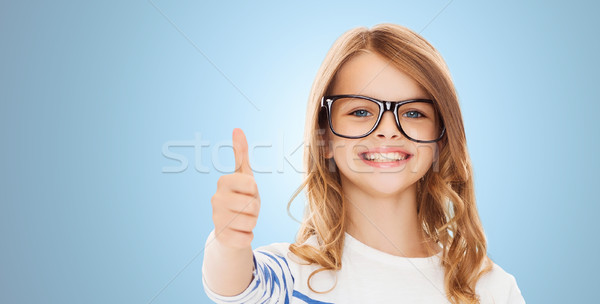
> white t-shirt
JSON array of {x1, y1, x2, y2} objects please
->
[{"x1": 202, "y1": 231, "x2": 526, "y2": 303}]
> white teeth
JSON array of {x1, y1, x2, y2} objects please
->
[{"x1": 363, "y1": 152, "x2": 408, "y2": 162}]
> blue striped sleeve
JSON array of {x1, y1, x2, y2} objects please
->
[{"x1": 202, "y1": 249, "x2": 294, "y2": 304}]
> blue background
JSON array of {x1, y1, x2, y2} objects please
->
[{"x1": 1, "y1": 0, "x2": 598, "y2": 303}]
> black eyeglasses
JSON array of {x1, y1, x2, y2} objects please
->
[{"x1": 321, "y1": 94, "x2": 446, "y2": 143}]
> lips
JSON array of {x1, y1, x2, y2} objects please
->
[
  {"x1": 362, "y1": 151, "x2": 409, "y2": 162},
  {"x1": 358, "y1": 147, "x2": 412, "y2": 167}
]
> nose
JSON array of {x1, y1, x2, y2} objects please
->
[{"x1": 375, "y1": 111, "x2": 401, "y2": 139}]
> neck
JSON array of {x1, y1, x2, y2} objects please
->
[{"x1": 342, "y1": 178, "x2": 440, "y2": 258}]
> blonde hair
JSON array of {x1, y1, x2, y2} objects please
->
[{"x1": 286, "y1": 23, "x2": 494, "y2": 303}]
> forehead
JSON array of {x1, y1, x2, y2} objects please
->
[{"x1": 330, "y1": 52, "x2": 428, "y2": 100}]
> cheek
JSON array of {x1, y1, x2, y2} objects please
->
[
  {"x1": 329, "y1": 139, "x2": 365, "y2": 171},
  {"x1": 329, "y1": 139, "x2": 354, "y2": 161},
  {"x1": 410, "y1": 143, "x2": 438, "y2": 172},
  {"x1": 324, "y1": 130, "x2": 339, "y2": 159}
]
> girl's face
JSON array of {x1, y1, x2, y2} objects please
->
[{"x1": 325, "y1": 52, "x2": 439, "y2": 198}]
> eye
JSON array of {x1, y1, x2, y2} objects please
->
[
  {"x1": 350, "y1": 109, "x2": 373, "y2": 117},
  {"x1": 402, "y1": 110, "x2": 425, "y2": 119}
]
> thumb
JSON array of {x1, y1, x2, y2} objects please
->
[{"x1": 232, "y1": 128, "x2": 253, "y2": 175}]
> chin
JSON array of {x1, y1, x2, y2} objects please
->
[{"x1": 363, "y1": 177, "x2": 417, "y2": 197}]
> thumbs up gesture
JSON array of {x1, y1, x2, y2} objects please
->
[{"x1": 211, "y1": 128, "x2": 261, "y2": 249}]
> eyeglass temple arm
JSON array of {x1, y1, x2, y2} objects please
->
[{"x1": 321, "y1": 96, "x2": 332, "y2": 107}]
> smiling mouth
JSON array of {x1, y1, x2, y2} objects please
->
[{"x1": 360, "y1": 152, "x2": 411, "y2": 162}]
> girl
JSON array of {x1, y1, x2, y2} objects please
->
[{"x1": 202, "y1": 23, "x2": 525, "y2": 304}]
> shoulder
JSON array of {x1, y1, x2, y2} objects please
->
[{"x1": 476, "y1": 260, "x2": 526, "y2": 304}]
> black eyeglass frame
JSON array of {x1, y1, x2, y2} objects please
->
[{"x1": 320, "y1": 94, "x2": 446, "y2": 143}]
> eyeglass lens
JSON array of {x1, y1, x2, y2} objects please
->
[{"x1": 329, "y1": 97, "x2": 443, "y2": 141}]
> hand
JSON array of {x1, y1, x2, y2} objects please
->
[{"x1": 211, "y1": 128, "x2": 260, "y2": 249}]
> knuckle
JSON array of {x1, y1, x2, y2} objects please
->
[
  {"x1": 248, "y1": 199, "x2": 260, "y2": 215},
  {"x1": 244, "y1": 176, "x2": 258, "y2": 195},
  {"x1": 241, "y1": 216, "x2": 257, "y2": 231},
  {"x1": 249, "y1": 214, "x2": 258, "y2": 227},
  {"x1": 251, "y1": 182, "x2": 259, "y2": 197},
  {"x1": 210, "y1": 193, "x2": 219, "y2": 207},
  {"x1": 216, "y1": 175, "x2": 227, "y2": 188}
]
